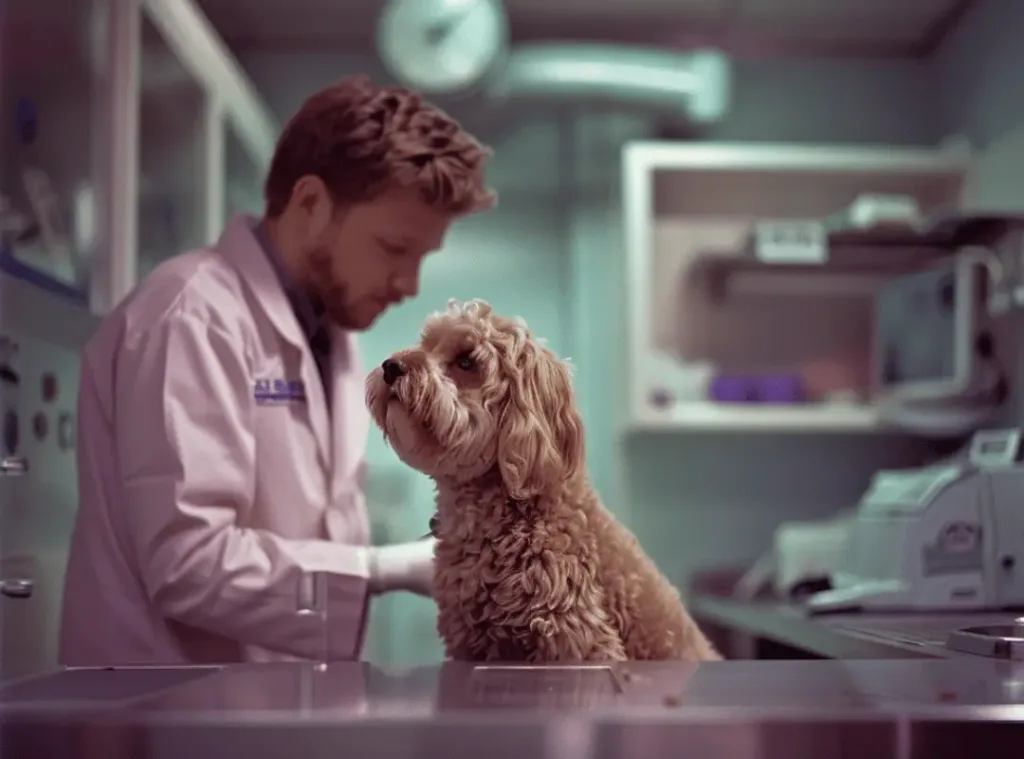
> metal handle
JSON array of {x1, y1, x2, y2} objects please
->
[
  {"x1": 1014, "y1": 617, "x2": 1024, "y2": 639},
  {"x1": 0, "y1": 579, "x2": 33, "y2": 599},
  {"x1": 0, "y1": 456, "x2": 28, "y2": 476}
]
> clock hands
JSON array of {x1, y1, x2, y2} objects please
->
[
  {"x1": 377, "y1": 0, "x2": 508, "y2": 94},
  {"x1": 424, "y1": 7, "x2": 474, "y2": 46}
]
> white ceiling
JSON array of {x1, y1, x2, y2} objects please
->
[{"x1": 195, "y1": 0, "x2": 976, "y2": 57}]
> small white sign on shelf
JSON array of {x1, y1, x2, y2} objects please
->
[{"x1": 754, "y1": 220, "x2": 828, "y2": 265}]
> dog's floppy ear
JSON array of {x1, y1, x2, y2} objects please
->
[{"x1": 497, "y1": 342, "x2": 584, "y2": 500}]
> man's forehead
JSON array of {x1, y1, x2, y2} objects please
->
[{"x1": 372, "y1": 188, "x2": 452, "y2": 222}]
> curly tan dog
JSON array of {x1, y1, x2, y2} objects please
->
[{"x1": 366, "y1": 299, "x2": 719, "y2": 662}]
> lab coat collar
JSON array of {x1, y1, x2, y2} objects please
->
[
  {"x1": 216, "y1": 214, "x2": 332, "y2": 463},
  {"x1": 217, "y1": 214, "x2": 310, "y2": 354}
]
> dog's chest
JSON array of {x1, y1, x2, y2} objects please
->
[
  {"x1": 434, "y1": 534, "x2": 537, "y2": 660},
  {"x1": 433, "y1": 509, "x2": 535, "y2": 609},
  {"x1": 435, "y1": 526, "x2": 531, "y2": 592}
]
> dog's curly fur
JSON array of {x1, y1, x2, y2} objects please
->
[{"x1": 365, "y1": 299, "x2": 719, "y2": 662}]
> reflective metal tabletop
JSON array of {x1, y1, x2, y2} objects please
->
[{"x1": 1, "y1": 660, "x2": 1023, "y2": 758}]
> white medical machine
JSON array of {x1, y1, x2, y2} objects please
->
[
  {"x1": 806, "y1": 428, "x2": 1024, "y2": 613},
  {"x1": 732, "y1": 512, "x2": 854, "y2": 603}
]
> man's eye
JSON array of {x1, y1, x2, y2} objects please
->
[
  {"x1": 379, "y1": 240, "x2": 406, "y2": 255},
  {"x1": 454, "y1": 352, "x2": 475, "y2": 371}
]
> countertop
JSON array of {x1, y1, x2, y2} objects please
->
[
  {"x1": 687, "y1": 567, "x2": 1024, "y2": 660},
  {"x1": 1, "y1": 660, "x2": 1024, "y2": 759},
  {"x1": 690, "y1": 593, "x2": 1021, "y2": 659},
  {"x1": 4, "y1": 658, "x2": 1021, "y2": 715}
]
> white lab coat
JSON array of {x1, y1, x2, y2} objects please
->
[{"x1": 60, "y1": 215, "x2": 372, "y2": 666}]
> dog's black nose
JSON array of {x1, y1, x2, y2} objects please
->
[{"x1": 381, "y1": 358, "x2": 406, "y2": 386}]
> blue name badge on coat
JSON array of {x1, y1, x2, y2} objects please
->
[{"x1": 253, "y1": 378, "x2": 306, "y2": 405}]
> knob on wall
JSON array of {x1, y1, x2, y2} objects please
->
[
  {"x1": 0, "y1": 335, "x2": 20, "y2": 456},
  {"x1": 3, "y1": 408, "x2": 18, "y2": 456}
]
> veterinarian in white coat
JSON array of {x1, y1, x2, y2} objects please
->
[{"x1": 59, "y1": 77, "x2": 495, "y2": 666}]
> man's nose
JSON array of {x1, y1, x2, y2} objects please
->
[
  {"x1": 394, "y1": 267, "x2": 421, "y2": 299},
  {"x1": 382, "y1": 358, "x2": 407, "y2": 386}
]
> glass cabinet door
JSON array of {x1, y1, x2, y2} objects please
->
[
  {"x1": 0, "y1": 1, "x2": 100, "y2": 299},
  {"x1": 0, "y1": 0, "x2": 275, "y2": 682},
  {"x1": 224, "y1": 121, "x2": 264, "y2": 224},
  {"x1": 0, "y1": 0, "x2": 106, "y2": 682},
  {"x1": 136, "y1": 11, "x2": 209, "y2": 280}
]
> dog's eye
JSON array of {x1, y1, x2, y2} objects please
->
[{"x1": 453, "y1": 352, "x2": 476, "y2": 371}]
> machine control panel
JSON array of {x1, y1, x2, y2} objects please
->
[{"x1": 968, "y1": 428, "x2": 1022, "y2": 469}]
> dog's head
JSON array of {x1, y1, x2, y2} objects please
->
[{"x1": 365, "y1": 299, "x2": 584, "y2": 499}]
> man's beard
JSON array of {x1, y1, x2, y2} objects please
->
[{"x1": 305, "y1": 245, "x2": 357, "y2": 329}]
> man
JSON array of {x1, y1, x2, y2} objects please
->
[{"x1": 59, "y1": 76, "x2": 495, "y2": 665}]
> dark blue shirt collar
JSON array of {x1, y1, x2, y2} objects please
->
[{"x1": 251, "y1": 220, "x2": 327, "y2": 346}]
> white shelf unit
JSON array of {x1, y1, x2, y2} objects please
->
[
  {"x1": 630, "y1": 401, "x2": 882, "y2": 433},
  {"x1": 621, "y1": 142, "x2": 973, "y2": 434}
]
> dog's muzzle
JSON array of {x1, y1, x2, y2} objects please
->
[{"x1": 382, "y1": 358, "x2": 407, "y2": 386}]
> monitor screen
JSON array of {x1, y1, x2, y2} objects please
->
[{"x1": 876, "y1": 263, "x2": 962, "y2": 389}]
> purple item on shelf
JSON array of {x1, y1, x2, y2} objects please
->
[
  {"x1": 708, "y1": 373, "x2": 806, "y2": 404},
  {"x1": 761, "y1": 374, "x2": 805, "y2": 403},
  {"x1": 708, "y1": 375, "x2": 748, "y2": 403}
]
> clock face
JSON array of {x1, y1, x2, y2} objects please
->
[{"x1": 377, "y1": 0, "x2": 509, "y2": 95}]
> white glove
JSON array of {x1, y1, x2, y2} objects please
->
[{"x1": 368, "y1": 537, "x2": 436, "y2": 597}]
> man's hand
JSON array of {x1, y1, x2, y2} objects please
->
[{"x1": 368, "y1": 538, "x2": 436, "y2": 597}]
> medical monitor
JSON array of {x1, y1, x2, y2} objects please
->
[{"x1": 874, "y1": 254, "x2": 984, "y2": 402}]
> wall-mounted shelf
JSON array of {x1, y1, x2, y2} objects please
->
[
  {"x1": 630, "y1": 402, "x2": 883, "y2": 434},
  {"x1": 688, "y1": 210, "x2": 1024, "y2": 301},
  {"x1": 822, "y1": 208, "x2": 1023, "y2": 250},
  {"x1": 621, "y1": 141, "x2": 975, "y2": 435},
  {"x1": 689, "y1": 245, "x2": 939, "y2": 299}
]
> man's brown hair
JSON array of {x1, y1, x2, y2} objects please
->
[{"x1": 264, "y1": 76, "x2": 495, "y2": 218}]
